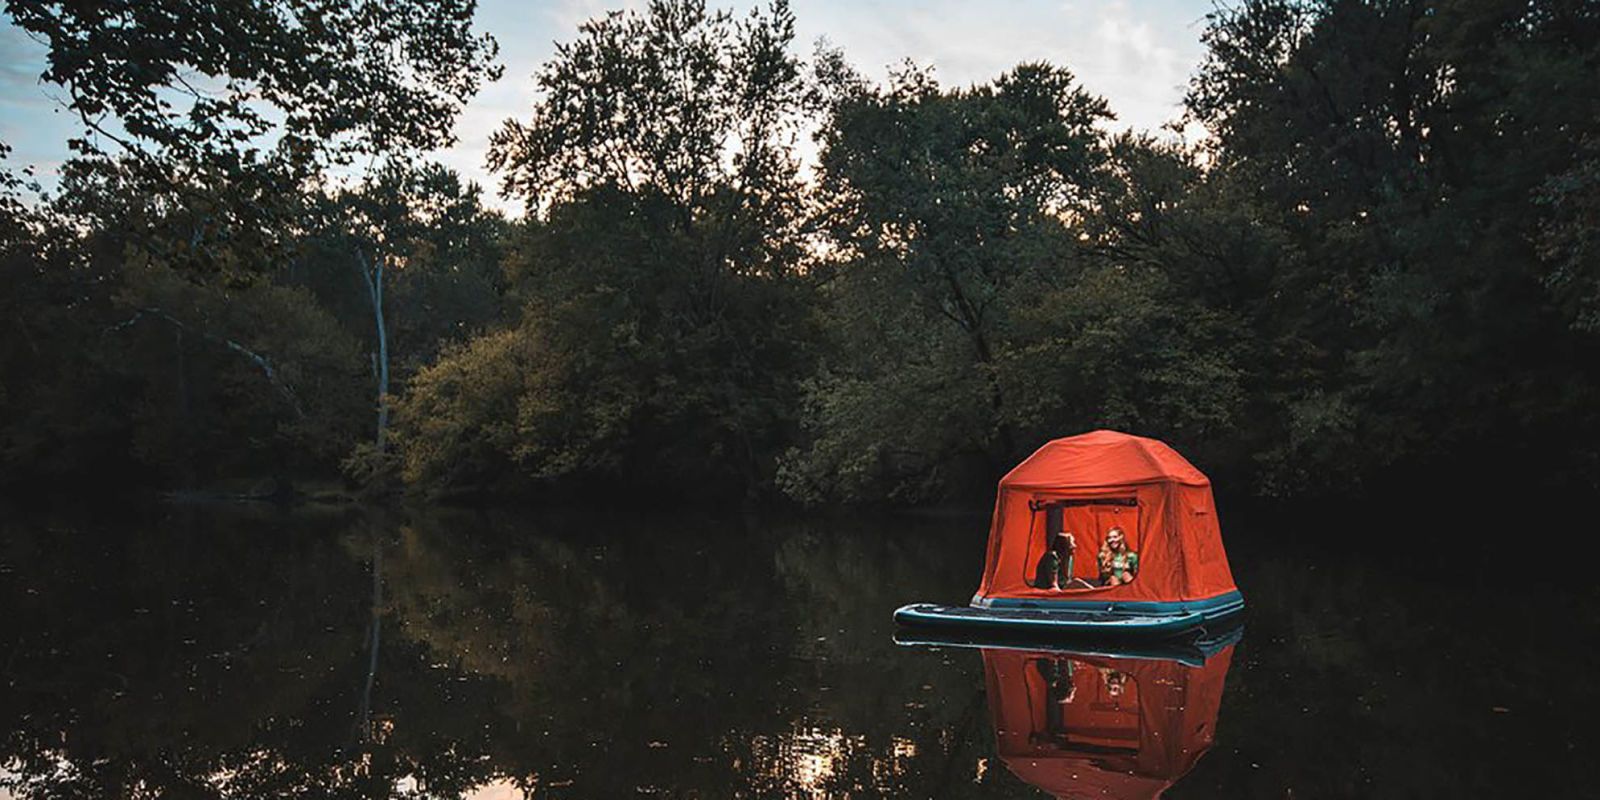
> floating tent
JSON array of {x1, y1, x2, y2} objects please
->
[
  {"x1": 896, "y1": 430, "x2": 1242, "y2": 636},
  {"x1": 983, "y1": 643, "x2": 1236, "y2": 800},
  {"x1": 975, "y1": 429, "x2": 1238, "y2": 605}
]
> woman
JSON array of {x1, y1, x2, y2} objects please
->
[
  {"x1": 1097, "y1": 527, "x2": 1139, "y2": 586},
  {"x1": 1033, "y1": 531, "x2": 1077, "y2": 590},
  {"x1": 1049, "y1": 531, "x2": 1076, "y2": 589}
]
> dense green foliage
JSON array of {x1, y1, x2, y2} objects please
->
[
  {"x1": 1183, "y1": 0, "x2": 1600, "y2": 491},
  {"x1": 3, "y1": 0, "x2": 1598, "y2": 502},
  {"x1": 403, "y1": 0, "x2": 817, "y2": 500},
  {"x1": 0, "y1": 0, "x2": 506, "y2": 493}
]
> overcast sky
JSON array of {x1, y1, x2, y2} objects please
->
[{"x1": 1, "y1": 0, "x2": 1214, "y2": 213}]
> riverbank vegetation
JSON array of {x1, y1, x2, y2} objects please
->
[{"x1": 3, "y1": 0, "x2": 1598, "y2": 504}]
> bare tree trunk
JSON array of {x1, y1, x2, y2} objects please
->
[{"x1": 359, "y1": 252, "x2": 390, "y2": 451}]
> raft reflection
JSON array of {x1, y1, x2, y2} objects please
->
[{"x1": 961, "y1": 635, "x2": 1237, "y2": 800}]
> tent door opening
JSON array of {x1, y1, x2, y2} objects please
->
[{"x1": 1026, "y1": 497, "x2": 1141, "y2": 591}]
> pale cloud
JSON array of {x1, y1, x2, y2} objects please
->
[
  {"x1": 782, "y1": 0, "x2": 1209, "y2": 133},
  {"x1": 546, "y1": 0, "x2": 650, "y2": 34},
  {"x1": 1084, "y1": 1, "x2": 1202, "y2": 127}
]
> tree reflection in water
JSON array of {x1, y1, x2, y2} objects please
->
[
  {"x1": 1, "y1": 503, "x2": 1595, "y2": 798},
  {"x1": 0, "y1": 506, "x2": 1015, "y2": 798}
]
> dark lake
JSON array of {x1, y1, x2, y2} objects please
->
[{"x1": 1, "y1": 501, "x2": 1594, "y2": 798}]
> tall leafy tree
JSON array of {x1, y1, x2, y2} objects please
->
[
  {"x1": 297, "y1": 162, "x2": 508, "y2": 484},
  {"x1": 1185, "y1": 0, "x2": 1600, "y2": 491},
  {"x1": 781, "y1": 61, "x2": 1111, "y2": 503},
  {"x1": 6, "y1": 0, "x2": 502, "y2": 287},
  {"x1": 0, "y1": 163, "x2": 369, "y2": 489},
  {"x1": 402, "y1": 0, "x2": 815, "y2": 499},
  {"x1": 0, "y1": 0, "x2": 502, "y2": 491}
]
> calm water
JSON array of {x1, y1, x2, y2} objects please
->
[{"x1": 0, "y1": 502, "x2": 1594, "y2": 798}]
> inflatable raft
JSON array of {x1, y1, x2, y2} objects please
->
[
  {"x1": 893, "y1": 430, "x2": 1245, "y2": 640},
  {"x1": 894, "y1": 590, "x2": 1244, "y2": 640},
  {"x1": 893, "y1": 615, "x2": 1244, "y2": 667}
]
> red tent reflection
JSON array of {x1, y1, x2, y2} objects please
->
[{"x1": 982, "y1": 643, "x2": 1235, "y2": 799}]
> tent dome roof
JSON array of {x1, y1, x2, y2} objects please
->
[{"x1": 998, "y1": 430, "x2": 1209, "y2": 490}]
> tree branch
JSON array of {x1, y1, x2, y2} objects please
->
[{"x1": 106, "y1": 308, "x2": 306, "y2": 419}]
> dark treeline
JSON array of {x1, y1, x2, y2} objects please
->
[{"x1": 3, "y1": 0, "x2": 1598, "y2": 505}]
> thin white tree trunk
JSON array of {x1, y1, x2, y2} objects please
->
[
  {"x1": 360, "y1": 251, "x2": 391, "y2": 451},
  {"x1": 374, "y1": 259, "x2": 389, "y2": 451}
]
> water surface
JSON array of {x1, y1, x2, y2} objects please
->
[{"x1": 0, "y1": 503, "x2": 1592, "y2": 797}]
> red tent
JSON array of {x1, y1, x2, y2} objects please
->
[
  {"x1": 973, "y1": 430, "x2": 1238, "y2": 607},
  {"x1": 984, "y1": 643, "x2": 1236, "y2": 800}
]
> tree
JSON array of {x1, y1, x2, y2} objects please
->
[
  {"x1": 297, "y1": 162, "x2": 508, "y2": 485},
  {"x1": 1183, "y1": 0, "x2": 1600, "y2": 492},
  {"x1": 402, "y1": 0, "x2": 816, "y2": 499},
  {"x1": 490, "y1": 0, "x2": 807, "y2": 224},
  {"x1": 0, "y1": 0, "x2": 503, "y2": 492},
  {"x1": 781, "y1": 61, "x2": 1111, "y2": 503},
  {"x1": 5, "y1": 0, "x2": 499, "y2": 167},
  {"x1": 1539, "y1": 132, "x2": 1600, "y2": 334},
  {"x1": 0, "y1": 161, "x2": 368, "y2": 490}
]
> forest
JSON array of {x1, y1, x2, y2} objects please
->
[{"x1": 2, "y1": 0, "x2": 1598, "y2": 506}]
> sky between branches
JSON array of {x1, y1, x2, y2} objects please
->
[{"x1": 0, "y1": 0, "x2": 1212, "y2": 214}]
